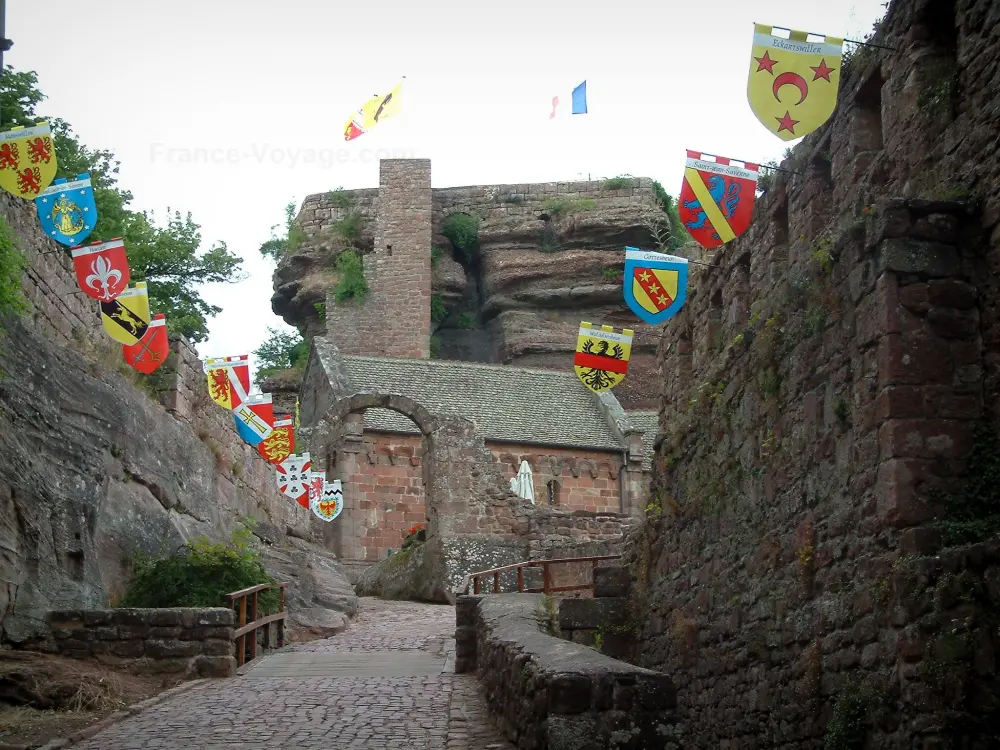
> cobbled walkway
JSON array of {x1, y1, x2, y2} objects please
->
[{"x1": 69, "y1": 599, "x2": 514, "y2": 750}]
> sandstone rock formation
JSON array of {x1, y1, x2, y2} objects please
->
[
  {"x1": 272, "y1": 178, "x2": 678, "y2": 408},
  {"x1": 0, "y1": 194, "x2": 357, "y2": 645}
]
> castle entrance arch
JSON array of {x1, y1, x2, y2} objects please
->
[{"x1": 305, "y1": 393, "x2": 440, "y2": 574}]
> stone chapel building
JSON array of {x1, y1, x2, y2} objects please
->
[{"x1": 283, "y1": 159, "x2": 658, "y2": 573}]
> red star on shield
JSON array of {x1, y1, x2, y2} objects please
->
[
  {"x1": 811, "y1": 59, "x2": 835, "y2": 81},
  {"x1": 755, "y1": 51, "x2": 778, "y2": 74},
  {"x1": 775, "y1": 111, "x2": 799, "y2": 134}
]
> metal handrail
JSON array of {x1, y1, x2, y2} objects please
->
[
  {"x1": 454, "y1": 555, "x2": 621, "y2": 597},
  {"x1": 225, "y1": 582, "x2": 287, "y2": 668}
]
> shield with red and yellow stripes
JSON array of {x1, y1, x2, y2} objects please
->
[
  {"x1": 679, "y1": 151, "x2": 759, "y2": 250},
  {"x1": 573, "y1": 322, "x2": 632, "y2": 394},
  {"x1": 623, "y1": 247, "x2": 689, "y2": 325}
]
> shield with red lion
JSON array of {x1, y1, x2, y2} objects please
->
[
  {"x1": 72, "y1": 237, "x2": 131, "y2": 302},
  {"x1": 258, "y1": 416, "x2": 294, "y2": 464},
  {"x1": 122, "y1": 313, "x2": 169, "y2": 374},
  {"x1": 678, "y1": 150, "x2": 759, "y2": 250},
  {"x1": 204, "y1": 355, "x2": 250, "y2": 410}
]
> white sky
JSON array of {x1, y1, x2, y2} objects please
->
[{"x1": 13, "y1": 0, "x2": 886, "y2": 383}]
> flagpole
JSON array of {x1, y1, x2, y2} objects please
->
[{"x1": 0, "y1": 0, "x2": 11, "y2": 129}]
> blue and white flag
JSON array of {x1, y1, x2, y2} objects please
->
[{"x1": 549, "y1": 81, "x2": 588, "y2": 119}]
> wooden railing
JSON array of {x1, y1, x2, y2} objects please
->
[
  {"x1": 455, "y1": 555, "x2": 622, "y2": 597},
  {"x1": 226, "y1": 582, "x2": 287, "y2": 668}
]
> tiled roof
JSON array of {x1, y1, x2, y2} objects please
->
[
  {"x1": 339, "y1": 356, "x2": 625, "y2": 451},
  {"x1": 627, "y1": 410, "x2": 660, "y2": 471}
]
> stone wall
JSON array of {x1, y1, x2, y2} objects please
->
[
  {"x1": 47, "y1": 608, "x2": 236, "y2": 678},
  {"x1": 636, "y1": 0, "x2": 1000, "y2": 746},
  {"x1": 323, "y1": 159, "x2": 432, "y2": 359},
  {"x1": 454, "y1": 594, "x2": 680, "y2": 750},
  {"x1": 492, "y1": 443, "x2": 625, "y2": 514},
  {"x1": 0, "y1": 184, "x2": 355, "y2": 645}
]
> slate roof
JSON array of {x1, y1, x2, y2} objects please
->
[
  {"x1": 340, "y1": 355, "x2": 625, "y2": 451},
  {"x1": 626, "y1": 410, "x2": 660, "y2": 471}
]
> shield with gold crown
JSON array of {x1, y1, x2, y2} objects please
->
[
  {"x1": 679, "y1": 151, "x2": 759, "y2": 250},
  {"x1": 747, "y1": 24, "x2": 843, "y2": 141},
  {"x1": 258, "y1": 416, "x2": 294, "y2": 464},
  {"x1": 0, "y1": 122, "x2": 58, "y2": 199},
  {"x1": 204, "y1": 355, "x2": 251, "y2": 411},
  {"x1": 100, "y1": 282, "x2": 150, "y2": 345},
  {"x1": 623, "y1": 247, "x2": 689, "y2": 325},
  {"x1": 573, "y1": 322, "x2": 632, "y2": 394}
]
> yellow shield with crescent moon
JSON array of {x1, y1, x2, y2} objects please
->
[
  {"x1": 747, "y1": 24, "x2": 843, "y2": 141},
  {"x1": 0, "y1": 122, "x2": 59, "y2": 199}
]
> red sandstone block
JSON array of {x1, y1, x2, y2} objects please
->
[
  {"x1": 898, "y1": 282, "x2": 929, "y2": 313},
  {"x1": 928, "y1": 279, "x2": 976, "y2": 310},
  {"x1": 872, "y1": 387, "x2": 927, "y2": 422},
  {"x1": 876, "y1": 459, "x2": 937, "y2": 528},
  {"x1": 878, "y1": 419, "x2": 972, "y2": 460},
  {"x1": 877, "y1": 334, "x2": 953, "y2": 388}
]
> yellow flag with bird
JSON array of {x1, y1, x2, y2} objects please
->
[{"x1": 344, "y1": 80, "x2": 403, "y2": 141}]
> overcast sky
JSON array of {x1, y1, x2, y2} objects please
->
[{"x1": 12, "y1": 0, "x2": 886, "y2": 383}]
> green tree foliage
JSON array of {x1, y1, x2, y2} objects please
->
[
  {"x1": 0, "y1": 217, "x2": 28, "y2": 324},
  {"x1": 253, "y1": 326, "x2": 308, "y2": 380},
  {"x1": 651, "y1": 180, "x2": 692, "y2": 251},
  {"x1": 259, "y1": 200, "x2": 305, "y2": 261},
  {"x1": 120, "y1": 526, "x2": 279, "y2": 612},
  {"x1": 0, "y1": 66, "x2": 242, "y2": 343}
]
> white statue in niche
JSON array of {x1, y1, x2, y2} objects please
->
[{"x1": 510, "y1": 460, "x2": 535, "y2": 504}]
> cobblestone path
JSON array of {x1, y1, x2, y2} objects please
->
[{"x1": 69, "y1": 599, "x2": 514, "y2": 750}]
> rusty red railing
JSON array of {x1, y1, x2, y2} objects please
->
[
  {"x1": 455, "y1": 555, "x2": 621, "y2": 597},
  {"x1": 226, "y1": 582, "x2": 286, "y2": 668}
]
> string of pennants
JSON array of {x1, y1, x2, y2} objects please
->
[
  {"x1": 572, "y1": 21, "x2": 866, "y2": 396},
  {"x1": 0, "y1": 21, "x2": 876, "y2": 517}
]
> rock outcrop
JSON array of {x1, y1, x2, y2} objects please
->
[
  {"x1": 273, "y1": 177, "x2": 678, "y2": 408},
  {"x1": 0, "y1": 194, "x2": 357, "y2": 645}
]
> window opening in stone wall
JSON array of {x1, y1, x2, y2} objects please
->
[
  {"x1": 772, "y1": 197, "x2": 790, "y2": 262},
  {"x1": 917, "y1": 0, "x2": 960, "y2": 123},
  {"x1": 386, "y1": 244, "x2": 392, "y2": 256},
  {"x1": 854, "y1": 70, "x2": 885, "y2": 151},
  {"x1": 546, "y1": 479, "x2": 560, "y2": 505}
]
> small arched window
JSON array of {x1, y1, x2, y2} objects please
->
[{"x1": 546, "y1": 479, "x2": 560, "y2": 505}]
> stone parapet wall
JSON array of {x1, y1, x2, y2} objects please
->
[
  {"x1": 454, "y1": 594, "x2": 680, "y2": 750},
  {"x1": 47, "y1": 608, "x2": 236, "y2": 678}
]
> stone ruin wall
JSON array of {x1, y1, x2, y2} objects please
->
[
  {"x1": 635, "y1": 0, "x2": 1000, "y2": 747},
  {"x1": 2, "y1": 192, "x2": 311, "y2": 542}
]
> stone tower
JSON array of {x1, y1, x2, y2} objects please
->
[{"x1": 324, "y1": 159, "x2": 431, "y2": 358}]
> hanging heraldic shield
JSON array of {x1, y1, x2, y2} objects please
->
[
  {"x1": 204, "y1": 355, "x2": 251, "y2": 411},
  {"x1": 100, "y1": 282, "x2": 150, "y2": 345},
  {"x1": 679, "y1": 151, "x2": 759, "y2": 249},
  {"x1": 748, "y1": 24, "x2": 843, "y2": 141},
  {"x1": 312, "y1": 479, "x2": 344, "y2": 522},
  {"x1": 233, "y1": 393, "x2": 275, "y2": 447},
  {"x1": 36, "y1": 174, "x2": 97, "y2": 247},
  {"x1": 122, "y1": 313, "x2": 169, "y2": 374},
  {"x1": 258, "y1": 416, "x2": 294, "y2": 464},
  {"x1": 72, "y1": 237, "x2": 130, "y2": 302},
  {"x1": 276, "y1": 452, "x2": 311, "y2": 508},
  {"x1": 573, "y1": 322, "x2": 633, "y2": 394},
  {"x1": 306, "y1": 471, "x2": 325, "y2": 512},
  {"x1": 623, "y1": 247, "x2": 689, "y2": 325},
  {"x1": 0, "y1": 122, "x2": 58, "y2": 199}
]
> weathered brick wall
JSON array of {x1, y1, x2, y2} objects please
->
[
  {"x1": 1, "y1": 193, "x2": 311, "y2": 542},
  {"x1": 491, "y1": 443, "x2": 624, "y2": 514},
  {"x1": 47, "y1": 607, "x2": 236, "y2": 678},
  {"x1": 338, "y1": 432, "x2": 426, "y2": 562},
  {"x1": 324, "y1": 159, "x2": 432, "y2": 358},
  {"x1": 636, "y1": 0, "x2": 1000, "y2": 747}
]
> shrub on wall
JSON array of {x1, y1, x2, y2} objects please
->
[
  {"x1": 119, "y1": 526, "x2": 279, "y2": 612},
  {"x1": 335, "y1": 250, "x2": 368, "y2": 303},
  {"x1": 442, "y1": 213, "x2": 479, "y2": 262},
  {"x1": 0, "y1": 216, "x2": 28, "y2": 328}
]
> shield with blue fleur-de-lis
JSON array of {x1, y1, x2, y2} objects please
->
[{"x1": 35, "y1": 174, "x2": 98, "y2": 247}]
